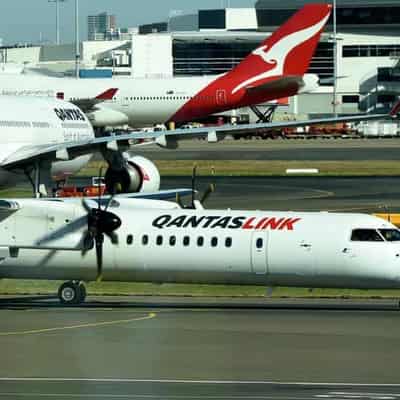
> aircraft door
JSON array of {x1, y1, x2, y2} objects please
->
[
  {"x1": 216, "y1": 89, "x2": 227, "y2": 106},
  {"x1": 251, "y1": 232, "x2": 268, "y2": 274}
]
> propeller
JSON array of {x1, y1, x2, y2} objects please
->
[
  {"x1": 82, "y1": 168, "x2": 122, "y2": 282},
  {"x1": 176, "y1": 164, "x2": 216, "y2": 209}
]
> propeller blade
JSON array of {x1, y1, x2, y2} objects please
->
[
  {"x1": 200, "y1": 183, "x2": 215, "y2": 204},
  {"x1": 191, "y1": 164, "x2": 197, "y2": 208},
  {"x1": 95, "y1": 232, "x2": 104, "y2": 282},
  {"x1": 199, "y1": 167, "x2": 216, "y2": 205},
  {"x1": 82, "y1": 198, "x2": 93, "y2": 213},
  {"x1": 82, "y1": 231, "x2": 95, "y2": 252},
  {"x1": 106, "y1": 231, "x2": 119, "y2": 245},
  {"x1": 104, "y1": 193, "x2": 116, "y2": 212},
  {"x1": 175, "y1": 192, "x2": 184, "y2": 208},
  {"x1": 98, "y1": 167, "x2": 104, "y2": 211}
]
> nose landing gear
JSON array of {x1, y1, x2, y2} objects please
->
[{"x1": 58, "y1": 281, "x2": 87, "y2": 305}]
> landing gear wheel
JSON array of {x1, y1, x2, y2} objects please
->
[
  {"x1": 78, "y1": 282, "x2": 87, "y2": 303},
  {"x1": 58, "y1": 281, "x2": 80, "y2": 305}
]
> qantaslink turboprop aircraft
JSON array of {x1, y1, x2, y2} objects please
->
[{"x1": 0, "y1": 195, "x2": 399, "y2": 304}]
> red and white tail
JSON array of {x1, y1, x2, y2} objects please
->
[{"x1": 227, "y1": 3, "x2": 332, "y2": 95}]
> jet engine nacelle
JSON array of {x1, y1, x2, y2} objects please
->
[
  {"x1": 88, "y1": 107, "x2": 129, "y2": 127},
  {"x1": 105, "y1": 155, "x2": 160, "y2": 194}
]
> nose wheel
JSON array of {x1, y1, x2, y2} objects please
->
[{"x1": 58, "y1": 281, "x2": 87, "y2": 305}]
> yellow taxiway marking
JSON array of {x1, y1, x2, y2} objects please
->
[{"x1": 0, "y1": 312, "x2": 156, "y2": 336}]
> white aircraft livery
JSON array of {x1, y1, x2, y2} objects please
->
[
  {"x1": 0, "y1": 4, "x2": 332, "y2": 128},
  {"x1": 0, "y1": 197, "x2": 399, "y2": 304}
]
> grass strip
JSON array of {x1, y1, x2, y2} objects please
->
[
  {"x1": 0, "y1": 279, "x2": 399, "y2": 299},
  {"x1": 78, "y1": 160, "x2": 400, "y2": 177}
]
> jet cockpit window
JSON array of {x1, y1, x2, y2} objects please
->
[
  {"x1": 379, "y1": 229, "x2": 400, "y2": 241},
  {"x1": 351, "y1": 229, "x2": 384, "y2": 242}
]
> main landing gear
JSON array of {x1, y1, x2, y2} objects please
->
[
  {"x1": 249, "y1": 104, "x2": 278, "y2": 123},
  {"x1": 58, "y1": 281, "x2": 87, "y2": 305}
]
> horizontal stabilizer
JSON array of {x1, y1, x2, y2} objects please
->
[
  {"x1": 72, "y1": 88, "x2": 119, "y2": 113},
  {"x1": 95, "y1": 88, "x2": 118, "y2": 100},
  {"x1": 245, "y1": 75, "x2": 303, "y2": 96}
]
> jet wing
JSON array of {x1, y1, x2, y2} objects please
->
[
  {"x1": 70, "y1": 88, "x2": 118, "y2": 113},
  {"x1": 1, "y1": 102, "x2": 399, "y2": 171}
]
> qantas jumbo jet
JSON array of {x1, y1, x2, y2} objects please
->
[
  {"x1": 0, "y1": 196, "x2": 399, "y2": 304},
  {"x1": 0, "y1": 3, "x2": 332, "y2": 128}
]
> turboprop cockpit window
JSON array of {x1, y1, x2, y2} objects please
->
[
  {"x1": 351, "y1": 229, "x2": 384, "y2": 242},
  {"x1": 379, "y1": 229, "x2": 400, "y2": 242}
]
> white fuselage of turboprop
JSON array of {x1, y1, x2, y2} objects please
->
[
  {"x1": 0, "y1": 96, "x2": 94, "y2": 186},
  {"x1": 1, "y1": 199, "x2": 400, "y2": 290}
]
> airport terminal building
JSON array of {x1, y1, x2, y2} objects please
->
[{"x1": 1, "y1": 0, "x2": 399, "y2": 120}]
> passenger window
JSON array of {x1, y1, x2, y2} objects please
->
[
  {"x1": 169, "y1": 236, "x2": 176, "y2": 246},
  {"x1": 256, "y1": 238, "x2": 263, "y2": 249},
  {"x1": 225, "y1": 237, "x2": 232, "y2": 248},
  {"x1": 183, "y1": 236, "x2": 190, "y2": 246},
  {"x1": 197, "y1": 236, "x2": 204, "y2": 247},
  {"x1": 351, "y1": 229, "x2": 384, "y2": 242},
  {"x1": 211, "y1": 237, "x2": 218, "y2": 247},
  {"x1": 142, "y1": 235, "x2": 149, "y2": 245},
  {"x1": 156, "y1": 235, "x2": 163, "y2": 246},
  {"x1": 379, "y1": 229, "x2": 400, "y2": 241},
  {"x1": 126, "y1": 235, "x2": 133, "y2": 245}
]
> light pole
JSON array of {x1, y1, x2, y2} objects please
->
[
  {"x1": 48, "y1": 0, "x2": 67, "y2": 45},
  {"x1": 75, "y1": 0, "x2": 80, "y2": 79}
]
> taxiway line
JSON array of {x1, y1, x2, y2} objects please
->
[{"x1": 0, "y1": 312, "x2": 156, "y2": 336}]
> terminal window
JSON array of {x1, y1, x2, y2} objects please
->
[
  {"x1": 256, "y1": 6, "x2": 400, "y2": 29},
  {"x1": 343, "y1": 45, "x2": 400, "y2": 58},
  {"x1": 342, "y1": 95, "x2": 359, "y2": 104}
]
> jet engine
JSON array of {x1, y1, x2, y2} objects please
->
[
  {"x1": 87, "y1": 107, "x2": 129, "y2": 127},
  {"x1": 104, "y1": 155, "x2": 160, "y2": 194}
]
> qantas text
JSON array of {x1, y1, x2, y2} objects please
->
[
  {"x1": 152, "y1": 215, "x2": 301, "y2": 231},
  {"x1": 54, "y1": 108, "x2": 86, "y2": 122}
]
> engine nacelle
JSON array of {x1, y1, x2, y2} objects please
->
[
  {"x1": 88, "y1": 107, "x2": 129, "y2": 127},
  {"x1": 105, "y1": 155, "x2": 160, "y2": 194}
]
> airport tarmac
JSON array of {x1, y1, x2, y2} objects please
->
[
  {"x1": 134, "y1": 138, "x2": 400, "y2": 161},
  {"x1": 161, "y1": 175, "x2": 400, "y2": 212},
  {"x1": 0, "y1": 297, "x2": 399, "y2": 399},
  {"x1": 2, "y1": 141, "x2": 400, "y2": 399}
]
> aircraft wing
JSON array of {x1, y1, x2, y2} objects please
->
[
  {"x1": 1, "y1": 102, "x2": 399, "y2": 171},
  {"x1": 115, "y1": 188, "x2": 193, "y2": 200},
  {"x1": 70, "y1": 88, "x2": 118, "y2": 113},
  {"x1": 54, "y1": 189, "x2": 194, "y2": 205}
]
